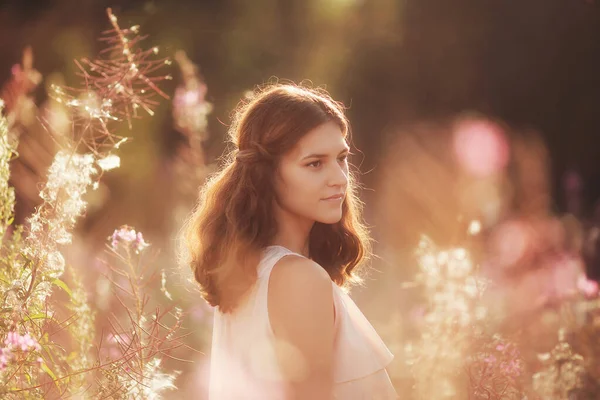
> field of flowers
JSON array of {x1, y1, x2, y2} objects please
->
[{"x1": 1, "y1": 7, "x2": 600, "y2": 400}]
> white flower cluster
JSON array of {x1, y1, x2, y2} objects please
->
[
  {"x1": 407, "y1": 235, "x2": 490, "y2": 399},
  {"x1": 24, "y1": 151, "x2": 97, "y2": 279},
  {"x1": 416, "y1": 236, "x2": 488, "y2": 327}
]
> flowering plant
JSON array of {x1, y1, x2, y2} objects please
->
[
  {"x1": 406, "y1": 229, "x2": 600, "y2": 399},
  {"x1": 0, "y1": 8, "x2": 191, "y2": 399}
]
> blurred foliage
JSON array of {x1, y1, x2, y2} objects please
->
[{"x1": 1, "y1": 0, "x2": 600, "y2": 398}]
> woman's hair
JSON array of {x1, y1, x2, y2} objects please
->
[{"x1": 180, "y1": 83, "x2": 372, "y2": 313}]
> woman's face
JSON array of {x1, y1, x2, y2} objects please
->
[{"x1": 274, "y1": 121, "x2": 349, "y2": 225}]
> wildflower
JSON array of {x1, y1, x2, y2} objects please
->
[
  {"x1": 134, "y1": 232, "x2": 149, "y2": 251},
  {"x1": 4, "y1": 331, "x2": 42, "y2": 352},
  {"x1": 483, "y1": 354, "x2": 497, "y2": 364},
  {"x1": 577, "y1": 274, "x2": 599, "y2": 298},
  {"x1": 23, "y1": 150, "x2": 97, "y2": 279},
  {"x1": 111, "y1": 226, "x2": 136, "y2": 246},
  {"x1": 110, "y1": 225, "x2": 150, "y2": 254},
  {"x1": 0, "y1": 348, "x2": 10, "y2": 370},
  {"x1": 501, "y1": 359, "x2": 522, "y2": 378},
  {"x1": 97, "y1": 154, "x2": 121, "y2": 171},
  {"x1": 172, "y1": 50, "x2": 212, "y2": 137},
  {"x1": 0, "y1": 331, "x2": 43, "y2": 371},
  {"x1": 410, "y1": 238, "x2": 489, "y2": 398}
]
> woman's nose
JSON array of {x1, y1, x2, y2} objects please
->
[{"x1": 329, "y1": 163, "x2": 348, "y2": 187}]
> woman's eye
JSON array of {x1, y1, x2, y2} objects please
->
[
  {"x1": 338, "y1": 154, "x2": 348, "y2": 162},
  {"x1": 307, "y1": 160, "x2": 321, "y2": 168}
]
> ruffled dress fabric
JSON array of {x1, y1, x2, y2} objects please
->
[{"x1": 208, "y1": 246, "x2": 397, "y2": 399}]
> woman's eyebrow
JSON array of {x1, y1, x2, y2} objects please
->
[{"x1": 300, "y1": 148, "x2": 350, "y2": 160}]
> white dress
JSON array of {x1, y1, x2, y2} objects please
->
[{"x1": 208, "y1": 245, "x2": 397, "y2": 399}]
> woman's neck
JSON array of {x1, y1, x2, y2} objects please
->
[{"x1": 271, "y1": 205, "x2": 314, "y2": 257}]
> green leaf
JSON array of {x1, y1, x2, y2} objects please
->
[
  {"x1": 52, "y1": 279, "x2": 72, "y2": 298},
  {"x1": 27, "y1": 313, "x2": 59, "y2": 324},
  {"x1": 41, "y1": 363, "x2": 61, "y2": 391}
]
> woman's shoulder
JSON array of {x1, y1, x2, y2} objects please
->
[
  {"x1": 267, "y1": 253, "x2": 335, "y2": 348},
  {"x1": 267, "y1": 253, "x2": 333, "y2": 318},
  {"x1": 269, "y1": 253, "x2": 331, "y2": 291}
]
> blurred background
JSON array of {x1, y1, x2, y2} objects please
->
[{"x1": 2, "y1": 0, "x2": 600, "y2": 397}]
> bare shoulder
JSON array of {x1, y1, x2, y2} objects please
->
[
  {"x1": 269, "y1": 255, "x2": 332, "y2": 296},
  {"x1": 268, "y1": 255, "x2": 334, "y2": 334},
  {"x1": 268, "y1": 255, "x2": 335, "y2": 386}
]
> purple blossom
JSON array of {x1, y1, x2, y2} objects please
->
[
  {"x1": 4, "y1": 331, "x2": 41, "y2": 352},
  {"x1": 0, "y1": 348, "x2": 11, "y2": 370},
  {"x1": 500, "y1": 359, "x2": 522, "y2": 378},
  {"x1": 110, "y1": 225, "x2": 150, "y2": 254},
  {"x1": 0, "y1": 331, "x2": 42, "y2": 371},
  {"x1": 483, "y1": 355, "x2": 497, "y2": 364},
  {"x1": 180, "y1": 88, "x2": 201, "y2": 106},
  {"x1": 476, "y1": 338, "x2": 523, "y2": 382},
  {"x1": 577, "y1": 275, "x2": 599, "y2": 298}
]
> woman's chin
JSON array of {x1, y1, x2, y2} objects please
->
[{"x1": 316, "y1": 212, "x2": 343, "y2": 225}]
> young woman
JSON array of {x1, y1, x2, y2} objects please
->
[{"x1": 182, "y1": 84, "x2": 396, "y2": 399}]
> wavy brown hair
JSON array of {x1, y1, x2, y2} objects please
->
[{"x1": 181, "y1": 83, "x2": 372, "y2": 313}]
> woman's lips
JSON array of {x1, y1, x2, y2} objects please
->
[{"x1": 322, "y1": 194, "x2": 344, "y2": 201}]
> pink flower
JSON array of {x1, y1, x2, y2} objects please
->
[
  {"x1": 483, "y1": 355, "x2": 497, "y2": 364},
  {"x1": 181, "y1": 89, "x2": 200, "y2": 106},
  {"x1": 20, "y1": 333, "x2": 41, "y2": 351},
  {"x1": 500, "y1": 359, "x2": 522, "y2": 377},
  {"x1": 4, "y1": 331, "x2": 41, "y2": 352},
  {"x1": 110, "y1": 225, "x2": 150, "y2": 254},
  {"x1": 134, "y1": 231, "x2": 149, "y2": 253},
  {"x1": 0, "y1": 331, "x2": 42, "y2": 370},
  {"x1": 111, "y1": 226, "x2": 136, "y2": 246},
  {"x1": 577, "y1": 275, "x2": 599, "y2": 298},
  {"x1": 452, "y1": 118, "x2": 509, "y2": 178},
  {"x1": 0, "y1": 347, "x2": 11, "y2": 362}
]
